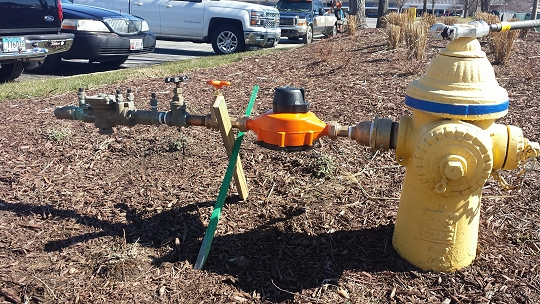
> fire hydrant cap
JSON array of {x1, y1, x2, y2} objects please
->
[{"x1": 405, "y1": 37, "x2": 509, "y2": 120}]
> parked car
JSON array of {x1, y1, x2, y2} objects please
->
[
  {"x1": 26, "y1": 0, "x2": 156, "y2": 74},
  {"x1": 276, "y1": 0, "x2": 337, "y2": 44},
  {"x1": 0, "y1": 0, "x2": 74, "y2": 82},
  {"x1": 70, "y1": 0, "x2": 280, "y2": 55}
]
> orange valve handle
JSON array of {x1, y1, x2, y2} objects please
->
[{"x1": 206, "y1": 80, "x2": 232, "y2": 90}]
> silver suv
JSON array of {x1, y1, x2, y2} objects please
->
[{"x1": 276, "y1": 0, "x2": 337, "y2": 44}]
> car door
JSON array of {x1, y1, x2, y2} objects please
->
[
  {"x1": 130, "y1": 0, "x2": 162, "y2": 34},
  {"x1": 158, "y1": 0, "x2": 205, "y2": 38},
  {"x1": 312, "y1": 0, "x2": 327, "y2": 35}
]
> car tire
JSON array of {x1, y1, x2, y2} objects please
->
[
  {"x1": 211, "y1": 24, "x2": 245, "y2": 55},
  {"x1": 302, "y1": 26, "x2": 313, "y2": 44},
  {"x1": 24, "y1": 54, "x2": 61, "y2": 74},
  {"x1": 331, "y1": 25, "x2": 338, "y2": 36},
  {"x1": 0, "y1": 61, "x2": 24, "y2": 83},
  {"x1": 99, "y1": 56, "x2": 129, "y2": 67}
]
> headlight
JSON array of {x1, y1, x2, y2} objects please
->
[
  {"x1": 61, "y1": 19, "x2": 110, "y2": 32},
  {"x1": 250, "y1": 9, "x2": 265, "y2": 27},
  {"x1": 297, "y1": 18, "x2": 307, "y2": 26},
  {"x1": 141, "y1": 20, "x2": 149, "y2": 32}
]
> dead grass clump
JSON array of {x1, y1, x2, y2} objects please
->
[
  {"x1": 420, "y1": 13, "x2": 437, "y2": 31},
  {"x1": 387, "y1": 24, "x2": 401, "y2": 49},
  {"x1": 491, "y1": 29, "x2": 518, "y2": 64},
  {"x1": 385, "y1": 12, "x2": 409, "y2": 28},
  {"x1": 474, "y1": 12, "x2": 518, "y2": 64},
  {"x1": 404, "y1": 23, "x2": 428, "y2": 59},
  {"x1": 439, "y1": 16, "x2": 458, "y2": 25},
  {"x1": 384, "y1": 12, "x2": 411, "y2": 45},
  {"x1": 474, "y1": 11, "x2": 500, "y2": 24}
]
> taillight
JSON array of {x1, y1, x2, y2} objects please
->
[{"x1": 57, "y1": 0, "x2": 63, "y2": 22}]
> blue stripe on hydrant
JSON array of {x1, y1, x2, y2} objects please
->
[{"x1": 405, "y1": 96, "x2": 509, "y2": 115}]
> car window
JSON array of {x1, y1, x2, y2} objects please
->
[{"x1": 276, "y1": 1, "x2": 312, "y2": 12}]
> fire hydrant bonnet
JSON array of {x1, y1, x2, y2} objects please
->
[{"x1": 405, "y1": 37, "x2": 509, "y2": 120}]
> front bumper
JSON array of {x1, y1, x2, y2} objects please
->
[
  {"x1": 0, "y1": 33, "x2": 74, "y2": 62},
  {"x1": 61, "y1": 31, "x2": 156, "y2": 61},
  {"x1": 244, "y1": 28, "x2": 281, "y2": 49},
  {"x1": 279, "y1": 26, "x2": 308, "y2": 38}
]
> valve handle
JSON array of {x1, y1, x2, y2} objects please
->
[{"x1": 206, "y1": 80, "x2": 231, "y2": 90}]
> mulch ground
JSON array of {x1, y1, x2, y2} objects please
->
[{"x1": 1, "y1": 27, "x2": 539, "y2": 304}]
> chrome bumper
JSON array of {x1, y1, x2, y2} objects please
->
[
  {"x1": 244, "y1": 29, "x2": 281, "y2": 48},
  {"x1": 0, "y1": 33, "x2": 74, "y2": 61}
]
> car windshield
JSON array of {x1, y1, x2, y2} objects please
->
[{"x1": 276, "y1": 1, "x2": 312, "y2": 12}]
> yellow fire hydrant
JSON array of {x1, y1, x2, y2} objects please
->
[{"x1": 391, "y1": 30, "x2": 539, "y2": 272}]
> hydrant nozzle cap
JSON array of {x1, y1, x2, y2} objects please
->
[{"x1": 405, "y1": 37, "x2": 509, "y2": 120}]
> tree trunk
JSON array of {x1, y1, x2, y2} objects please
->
[
  {"x1": 431, "y1": 0, "x2": 435, "y2": 14},
  {"x1": 480, "y1": 0, "x2": 490, "y2": 12},
  {"x1": 463, "y1": 0, "x2": 469, "y2": 17},
  {"x1": 376, "y1": 0, "x2": 388, "y2": 28},
  {"x1": 349, "y1": 0, "x2": 367, "y2": 28},
  {"x1": 422, "y1": 0, "x2": 428, "y2": 14},
  {"x1": 533, "y1": 0, "x2": 539, "y2": 20}
]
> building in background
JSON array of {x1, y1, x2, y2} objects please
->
[{"x1": 248, "y1": 0, "x2": 535, "y2": 18}]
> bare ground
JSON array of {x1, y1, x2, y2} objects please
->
[{"x1": 1, "y1": 28, "x2": 540, "y2": 303}]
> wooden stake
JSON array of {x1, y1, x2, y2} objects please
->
[{"x1": 211, "y1": 95, "x2": 249, "y2": 200}]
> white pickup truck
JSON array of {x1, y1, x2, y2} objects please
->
[{"x1": 71, "y1": 0, "x2": 281, "y2": 55}]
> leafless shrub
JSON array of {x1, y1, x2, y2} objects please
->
[
  {"x1": 387, "y1": 24, "x2": 401, "y2": 49},
  {"x1": 404, "y1": 23, "x2": 427, "y2": 60}
]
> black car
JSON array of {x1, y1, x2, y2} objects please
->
[{"x1": 26, "y1": 0, "x2": 156, "y2": 73}]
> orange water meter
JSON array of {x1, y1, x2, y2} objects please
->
[{"x1": 245, "y1": 87, "x2": 328, "y2": 151}]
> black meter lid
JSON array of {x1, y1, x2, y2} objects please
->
[{"x1": 272, "y1": 86, "x2": 310, "y2": 113}]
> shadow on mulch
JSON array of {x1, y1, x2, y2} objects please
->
[{"x1": 1, "y1": 197, "x2": 418, "y2": 302}]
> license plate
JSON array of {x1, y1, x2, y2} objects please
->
[
  {"x1": 1, "y1": 36, "x2": 25, "y2": 53},
  {"x1": 130, "y1": 39, "x2": 143, "y2": 50}
]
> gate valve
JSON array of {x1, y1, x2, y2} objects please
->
[
  {"x1": 245, "y1": 87, "x2": 328, "y2": 151},
  {"x1": 206, "y1": 80, "x2": 232, "y2": 96}
]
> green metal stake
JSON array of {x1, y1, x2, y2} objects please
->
[{"x1": 194, "y1": 86, "x2": 258, "y2": 270}]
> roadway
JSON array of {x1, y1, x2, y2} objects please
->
[{"x1": 20, "y1": 18, "x2": 377, "y2": 81}]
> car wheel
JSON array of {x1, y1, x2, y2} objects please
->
[
  {"x1": 0, "y1": 61, "x2": 24, "y2": 83},
  {"x1": 211, "y1": 24, "x2": 245, "y2": 55},
  {"x1": 302, "y1": 26, "x2": 313, "y2": 44},
  {"x1": 99, "y1": 56, "x2": 129, "y2": 67},
  {"x1": 24, "y1": 54, "x2": 61, "y2": 74}
]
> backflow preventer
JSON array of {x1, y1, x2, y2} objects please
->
[{"x1": 54, "y1": 20, "x2": 540, "y2": 272}]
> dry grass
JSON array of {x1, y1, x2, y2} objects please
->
[
  {"x1": 439, "y1": 16, "x2": 458, "y2": 25},
  {"x1": 404, "y1": 23, "x2": 428, "y2": 60},
  {"x1": 491, "y1": 29, "x2": 519, "y2": 64},
  {"x1": 383, "y1": 12, "x2": 428, "y2": 59},
  {"x1": 474, "y1": 12, "x2": 518, "y2": 65},
  {"x1": 387, "y1": 24, "x2": 401, "y2": 49}
]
